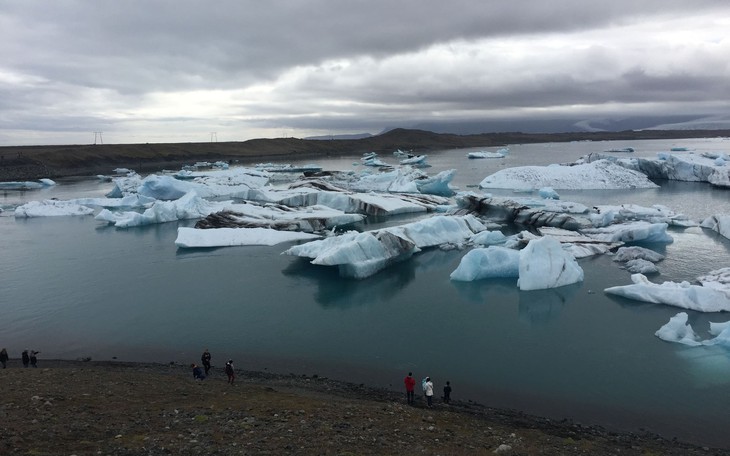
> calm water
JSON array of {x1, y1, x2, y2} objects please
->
[{"x1": 2, "y1": 138, "x2": 730, "y2": 446}]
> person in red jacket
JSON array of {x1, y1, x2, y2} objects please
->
[{"x1": 404, "y1": 372, "x2": 416, "y2": 405}]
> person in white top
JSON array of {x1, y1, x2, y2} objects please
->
[{"x1": 424, "y1": 377, "x2": 434, "y2": 408}]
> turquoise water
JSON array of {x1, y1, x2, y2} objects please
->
[{"x1": 2, "y1": 138, "x2": 730, "y2": 447}]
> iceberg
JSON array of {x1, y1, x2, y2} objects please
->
[
  {"x1": 454, "y1": 194, "x2": 592, "y2": 231},
  {"x1": 467, "y1": 149, "x2": 508, "y2": 159},
  {"x1": 479, "y1": 159, "x2": 658, "y2": 190},
  {"x1": 96, "y1": 191, "x2": 228, "y2": 228},
  {"x1": 517, "y1": 236, "x2": 584, "y2": 291},
  {"x1": 284, "y1": 230, "x2": 417, "y2": 279},
  {"x1": 15, "y1": 200, "x2": 95, "y2": 217},
  {"x1": 450, "y1": 246, "x2": 520, "y2": 281},
  {"x1": 175, "y1": 226, "x2": 320, "y2": 248},
  {"x1": 612, "y1": 246, "x2": 665, "y2": 263},
  {"x1": 624, "y1": 258, "x2": 660, "y2": 274},
  {"x1": 605, "y1": 273, "x2": 730, "y2": 312},
  {"x1": 655, "y1": 312, "x2": 730, "y2": 348},
  {"x1": 194, "y1": 203, "x2": 365, "y2": 232},
  {"x1": 471, "y1": 230, "x2": 507, "y2": 246},
  {"x1": 399, "y1": 155, "x2": 429, "y2": 167},
  {"x1": 0, "y1": 179, "x2": 56, "y2": 190},
  {"x1": 580, "y1": 222, "x2": 673, "y2": 243},
  {"x1": 283, "y1": 215, "x2": 486, "y2": 278},
  {"x1": 697, "y1": 268, "x2": 730, "y2": 293},
  {"x1": 655, "y1": 312, "x2": 702, "y2": 346},
  {"x1": 360, "y1": 152, "x2": 390, "y2": 167},
  {"x1": 585, "y1": 151, "x2": 730, "y2": 188},
  {"x1": 701, "y1": 214, "x2": 730, "y2": 239},
  {"x1": 538, "y1": 187, "x2": 560, "y2": 200},
  {"x1": 536, "y1": 227, "x2": 622, "y2": 259}
]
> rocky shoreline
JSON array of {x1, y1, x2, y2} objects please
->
[{"x1": 0, "y1": 359, "x2": 724, "y2": 455}]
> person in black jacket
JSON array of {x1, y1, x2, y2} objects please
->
[
  {"x1": 29, "y1": 350, "x2": 39, "y2": 367},
  {"x1": 21, "y1": 350, "x2": 30, "y2": 368},
  {"x1": 201, "y1": 349, "x2": 212, "y2": 376},
  {"x1": 0, "y1": 348, "x2": 8, "y2": 368}
]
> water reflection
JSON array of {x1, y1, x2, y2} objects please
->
[
  {"x1": 281, "y1": 256, "x2": 417, "y2": 308},
  {"x1": 518, "y1": 284, "x2": 579, "y2": 325}
]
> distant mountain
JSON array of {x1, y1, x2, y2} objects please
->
[
  {"x1": 305, "y1": 133, "x2": 373, "y2": 140},
  {"x1": 405, "y1": 115, "x2": 726, "y2": 135}
]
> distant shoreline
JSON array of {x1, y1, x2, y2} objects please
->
[{"x1": 1, "y1": 128, "x2": 728, "y2": 181}]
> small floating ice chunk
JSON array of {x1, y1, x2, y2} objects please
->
[{"x1": 655, "y1": 312, "x2": 702, "y2": 346}]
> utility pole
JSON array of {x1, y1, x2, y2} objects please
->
[
  {"x1": 93, "y1": 132, "x2": 104, "y2": 145},
  {"x1": 210, "y1": 132, "x2": 218, "y2": 142}
]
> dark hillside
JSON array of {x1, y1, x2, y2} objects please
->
[{"x1": 1, "y1": 128, "x2": 728, "y2": 181}]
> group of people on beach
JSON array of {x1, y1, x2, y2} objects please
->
[
  {"x1": 190, "y1": 348, "x2": 236, "y2": 384},
  {"x1": 404, "y1": 372, "x2": 451, "y2": 407},
  {"x1": 0, "y1": 348, "x2": 40, "y2": 368}
]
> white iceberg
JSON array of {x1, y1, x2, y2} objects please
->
[
  {"x1": 701, "y1": 214, "x2": 730, "y2": 239},
  {"x1": 283, "y1": 215, "x2": 486, "y2": 278},
  {"x1": 612, "y1": 246, "x2": 665, "y2": 263},
  {"x1": 96, "y1": 191, "x2": 228, "y2": 228},
  {"x1": 624, "y1": 258, "x2": 660, "y2": 274},
  {"x1": 605, "y1": 273, "x2": 730, "y2": 312},
  {"x1": 450, "y1": 246, "x2": 520, "y2": 281},
  {"x1": 467, "y1": 149, "x2": 507, "y2": 159},
  {"x1": 655, "y1": 312, "x2": 730, "y2": 348},
  {"x1": 517, "y1": 236, "x2": 584, "y2": 291},
  {"x1": 580, "y1": 222, "x2": 673, "y2": 244},
  {"x1": 697, "y1": 268, "x2": 730, "y2": 293},
  {"x1": 284, "y1": 230, "x2": 417, "y2": 279},
  {"x1": 0, "y1": 179, "x2": 56, "y2": 190},
  {"x1": 175, "y1": 227, "x2": 320, "y2": 248},
  {"x1": 655, "y1": 312, "x2": 702, "y2": 346},
  {"x1": 15, "y1": 200, "x2": 95, "y2": 217},
  {"x1": 471, "y1": 230, "x2": 507, "y2": 246},
  {"x1": 586, "y1": 151, "x2": 730, "y2": 189},
  {"x1": 479, "y1": 159, "x2": 658, "y2": 190}
]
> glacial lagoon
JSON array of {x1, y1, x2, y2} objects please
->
[{"x1": 2, "y1": 137, "x2": 730, "y2": 446}]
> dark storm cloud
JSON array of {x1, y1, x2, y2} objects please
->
[{"x1": 1, "y1": 1, "x2": 729, "y2": 143}]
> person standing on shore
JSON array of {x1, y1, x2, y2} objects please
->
[
  {"x1": 225, "y1": 359, "x2": 235, "y2": 384},
  {"x1": 201, "y1": 349, "x2": 212, "y2": 376},
  {"x1": 424, "y1": 377, "x2": 434, "y2": 408},
  {"x1": 0, "y1": 348, "x2": 8, "y2": 368},
  {"x1": 21, "y1": 350, "x2": 29, "y2": 368},
  {"x1": 443, "y1": 381, "x2": 452, "y2": 404},
  {"x1": 30, "y1": 350, "x2": 39, "y2": 367},
  {"x1": 404, "y1": 372, "x2": 416, "y2": 405}
]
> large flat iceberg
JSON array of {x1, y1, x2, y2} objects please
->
[
  {"x1": 605, "y1": 273, "x2": 730, "y2": 312},
  {"x1": 175, "y1": 227, "x2": 320, "y2": 248},
  {"x1": 479, "y1": 159, "x2": 658, "y2": 190},
  {"x1": 15, "y1": 200, "x2": 95, "y2": 217}
]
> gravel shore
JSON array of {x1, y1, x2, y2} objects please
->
[{"x1": 0, "y1": 359, "x2": 724, "y2": 455}]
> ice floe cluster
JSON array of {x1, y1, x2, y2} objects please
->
[
  {"x1": 583, "y1": 150, "x2": 730, "y2": 188},
  {"x1": 8, "y1": 144, "x2": 730, "y2": 321}
]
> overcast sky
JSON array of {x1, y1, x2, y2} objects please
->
[{"x1": 1, "y1": 1, "x2": 729, "y2": 145}]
